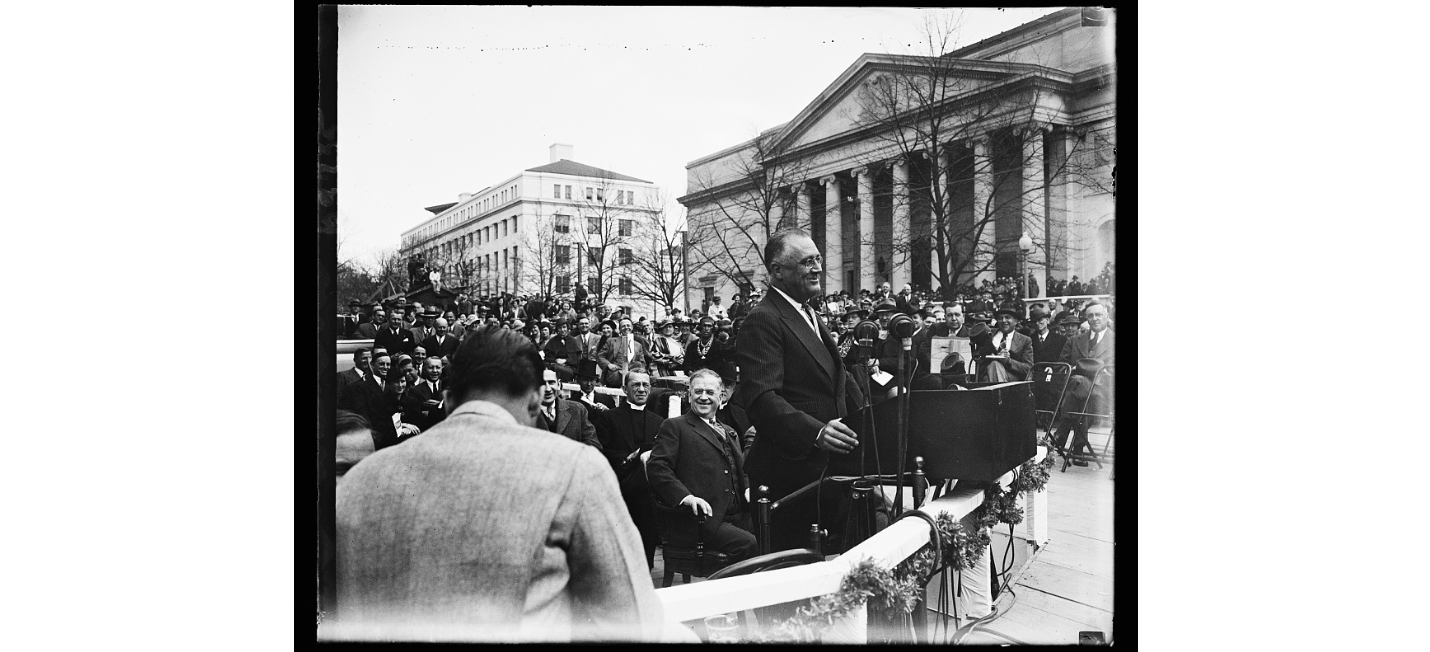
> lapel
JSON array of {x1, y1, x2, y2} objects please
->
[
  {"x1": 766, "y1": 294, "x2": 835, "y2": 379},
  {"x1": 684, "y1": 413, "x2": 727, "y2": 455},
  {"x1": 555, "y1": 399, "x2": 573, "y2": 434}
]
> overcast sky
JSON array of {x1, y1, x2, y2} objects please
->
[{"x1": 337, "y1": 5, "x2": 1065, "y2": 268}]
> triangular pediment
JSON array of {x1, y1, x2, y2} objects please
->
[{"x1": 768, "y1": 54, "x2": 1069, "y2": 156}]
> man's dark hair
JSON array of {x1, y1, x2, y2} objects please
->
[
  {"x1": 764, "y1": 228, "x2": 810, "y2": 272},
  {"x1": 449, "y1": 324, "x2": 545, "y2": 398},
  {"x1": 336, "y1": 409, "x2": 370, "y2": 435},
  {"x1": 352, "y1": 347, "x2": 371, "y2": 359}
]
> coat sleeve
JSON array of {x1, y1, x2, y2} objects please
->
[
  {"x1": 562, "y1": 446, "x2": 667, "y2": 641},
  {"x1": 597, "y1": 339, "x2": 615, "y2": 370},
  {"x1": 645, "y1": 419, "x2": 690, "y2": 508},
  {"x1": 1008, "y1": 335, "x2": 1033, "y2": 378},
  {"x1": 733, "y1": 309, "x2": 825, "y2": 459},
  {"x1": 571, "y1": 402, "x2": 602, "y2": 451}
]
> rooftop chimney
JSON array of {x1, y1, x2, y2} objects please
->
[{"x1": 550, "y1": 143, "x2": 574, "y2": 163}]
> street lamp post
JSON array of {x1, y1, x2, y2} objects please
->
[{"x1": 1018, "y1": 234, "x2": 1033, "y2": 311}]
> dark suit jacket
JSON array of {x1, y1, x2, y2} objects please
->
[
  {"x1": 336, "y1": 368, "x2": 366, "y2": 397},
  {"x1": 646, "y1": 412, "x2": 749, "y2": 545},
  {"x1": 421, "y1": 334, "x2": 460, "y2": 360},
  {"x1": 874, "y1": 327, "x2": 933, "y2": 386},
  {"x1": 342, "y1": 314, "x2": 363, "y2": 338},
  {"x1": 542, "y1": 334, "x2": 582, "y2": 366},
  {"x1": 408, "y1": 379, "x2": 447, "y2": 430},
  {"x1": 1060, "y1": 328, "x2": 1115, "y2": 376},
  {"x1": 592, "y1": 404, "x2": 664, "y2": 496},
  {"x1": 733, "y1": 293, "x2": 848, "y2": 501},
  {"x1": 1031, "y1": 330, "x2": 1068, "y2": 365},
  {"x1": 356, "y1": 322, "x2": 380, "y2": 340},
  {"x1": 536, "y1": 398, "x2": 602, "y2": 450},
  {"x1": 374, "y1": 327, "x2": 416, "y2": 357},
  {"x1": 975, "y1": 330, "x2": 1034, "y2": 380}
]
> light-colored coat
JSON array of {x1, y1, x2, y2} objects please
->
[{"x1": 333, "y1": 400, "x2": 665, "y2": 642}]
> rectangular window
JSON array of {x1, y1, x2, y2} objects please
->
[
  {"x1": 588, "y1": 248, "x2": 601, "y2": 266},
  {"x1": 616, "y1": 190, "x2": 624, "y2": 204},
  {"x1": 619, "y1": 247, "x2": 632, "y2": 265},
  {"x1": 501, "y1": 221, "x2": 507, "y2": 238},
  {"x1": 556, "y1": 274, "x2": 570, "y2": 294},
  {"x1": 596, "y1": 188, "x2": 604, "y2": 202},
  {"x1": 619, "y1": 276, "x2": 632, "y2": 295},
  {"x1": 564, "y1": 185, "x2": 571, "y2": 200},
  {"x1": 556, "y1": 244, "x2": 570, "y2": 266},
  {"x1": 512, "y1": 217, "x2": 518, "y2": 233},
  {"x1": 618, "y1": 219, "x2": 633, "y2": 237},
  {"x1": 585, "y1": 187, "x2": 593, "y2": 200},
  {"x1": 587, "y1": 216, "x2": 600, "y2": 234},
  {"x1": 553, "y1": 184, "x2": 561, "y2": 198},
  {"x1": 588, "y1": 276, "x2": 600, "y2": 294},
  {"x1": 554, "y1": 214, "x2": 570, "y2": 234}
]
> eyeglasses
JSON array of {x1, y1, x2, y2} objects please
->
[{"x1": 782, "y1": 254, "x2": 823, "y2": 269}]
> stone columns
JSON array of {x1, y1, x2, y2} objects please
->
[
  {"x1": 854, "y1": 166, "x2": 876, "y2": 293},
  {"x1": 822, "y1": 175, "x2": 843, "y2": 294},
  {"x1": 1020, "y1": 125, "x2": 1048, "y2": 299},
  {"x1": 795, "y1": 182, "x2": 812, "y2": 231},
  {"x1": 932, "y1": 147, "x2": 952, "y2": 294},
  {"x1": 891, "y1": 159, "x2": 912, "y2": 292},
  {"x1": 970, "y1": 135, "x2": 996, "y2": 286}
]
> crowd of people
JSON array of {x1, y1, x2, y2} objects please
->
[{"x1": 330, "y1": 229, "x2": 1116, "y2": 642}]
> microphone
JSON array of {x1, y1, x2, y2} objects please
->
[
  {"x1": 853, "y1": 319, "x2": 879, "y2": 358},
  {"x1": 888, "y1": 314, "x2": 916, "y2": 348}
]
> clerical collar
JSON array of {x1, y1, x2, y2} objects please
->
[{"x1": 630, "y1": 402, "x2": 645, "y2": 411}]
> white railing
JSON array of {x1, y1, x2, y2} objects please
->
[{"x1": 654, "y1": 447, "x2": 1048, "y2": 642}]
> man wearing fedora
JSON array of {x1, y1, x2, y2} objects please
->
[
  {"x1": 1029, "y1": 307, "x2": 1067, "y2": 365},
  {"x1": 975, "y1": 307, "x2": 1034, "y2": 382},
  {"x1": 1053, "y1": 303, "x2": 1115, "y2": 465},
  {"x1": 572, "y1": 360, "x2": 618, "y2": 412}
]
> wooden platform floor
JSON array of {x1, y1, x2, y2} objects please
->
[{"x1": 650, "y1": 427, "x2": 1117, "y2": 645}]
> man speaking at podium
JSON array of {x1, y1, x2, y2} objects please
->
[{"x1": 733, "y1": 229, "x2": 860, "y2": 552}]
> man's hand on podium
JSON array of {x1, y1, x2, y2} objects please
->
[{"x1": 818, "y1": 418, "x2": 858, "y2": 454}]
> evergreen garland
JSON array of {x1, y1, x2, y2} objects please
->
[{"x1": 748, "y1": 453, "x2": 1055, "y2": 642}]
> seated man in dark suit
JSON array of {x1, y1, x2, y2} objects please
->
[
  {"x1": 408, "y1": 357, "x2": 447, "y2": 431},
  {"x1": 337, "y1": 348, "x2": 373, "y2": 404},
  {"x1": 534, "y1": 369, "x2": 602, "y2": 450},
  {"x1": 645, "y1": 369, "x2": 757, "y2": 562},
  {"x1": 1028, "y1": 307, "x2": 1067, "y2": 365},
  {"x1": 541, "y1": 319, "x2": 583, "y2": 382},
  {"x1": 1054, "y1": 303, "x2": 1115, "y2": 465},
  {"x1": 420, "y1": 318, "x2": 460, "y2": 361},
  {"x1": 591, "y1": 371, "x2": 664, "y2": 568}
]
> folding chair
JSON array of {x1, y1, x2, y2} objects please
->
[
  {"x1": 1063, "y1": 364, "x2": 1114, "y2": 472},
  {"x1": 1031, "y1": 362, "x2": 1074, "y2": 444}
]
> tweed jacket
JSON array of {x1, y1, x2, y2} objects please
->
[{"x1": 334, "y1": 400, "x2": 664, "y2": 642}]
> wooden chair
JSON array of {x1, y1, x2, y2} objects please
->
[{"x1": 653, "y1": 502, "x2": 737, "y2": 587}]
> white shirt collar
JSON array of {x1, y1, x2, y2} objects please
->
[
  {"x1": 771, "y1": 286, "x2": 819, "y2": 334},
  {"x1": 630, "y1": 402, "x2": 645, "y2": 411}
]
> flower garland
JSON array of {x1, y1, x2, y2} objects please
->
[{"x1": 748, "y1": 451, "x2": 1056, "y2": 642}]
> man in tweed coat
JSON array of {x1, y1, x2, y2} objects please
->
[{"x1": 332, "y1": 325, "x2": 670, "y2": 642}]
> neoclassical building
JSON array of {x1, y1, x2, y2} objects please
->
[
  {"x1": 679, "y1": 7, "x2": 1116, "y2": 308},
  {"x1": 399, "y1": 144, "x2": 666, "y2": 309}
]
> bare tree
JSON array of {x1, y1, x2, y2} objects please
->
[
  {"x1": 845, "y1": 9, "x2": 1112, "y2": 298},
  {"x1": 566, "y1": 175, "x2": 647, "y2": 306},
  {"x1": 518, "y1": 205, "x2": 573, "y2": 300},
  {"x1": 683, "y1": 127, "x2": 820, "y2": 296},
  {"x1": 626, "y1": 191, "x2": 688, "y2": 315}
]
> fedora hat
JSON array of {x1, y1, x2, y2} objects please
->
[
  {"x1": 872, "y1": 298, "x2": 899, "y2": 314},
  {"x1": 843, "y1": 306, "x2": 869, "y2": 320},
  {"x1": 993, "y1": 306, "x2": 1023, "y2": 319}
]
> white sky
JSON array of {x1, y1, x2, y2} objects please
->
[{"x1": 337, "y1": 6, "x2": 1065, "y2": 268}]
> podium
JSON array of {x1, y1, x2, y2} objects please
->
[{"x1": 829, "y1": 381, "x2": 1037, "y2": 483}]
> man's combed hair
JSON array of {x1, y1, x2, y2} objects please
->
[
  {"x1": 687, "y1": 368, "x2": 724, "y2": 390},
  {"x1": 449, "y1": 324, "x2": 545, "y2": 398},
  {"x1": 764, "y1": 228, "x2": 810, "y2": 271}
]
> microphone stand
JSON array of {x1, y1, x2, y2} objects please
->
[{"x1": 893, "y1": 333, "x2": 912, "y2": 519}]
